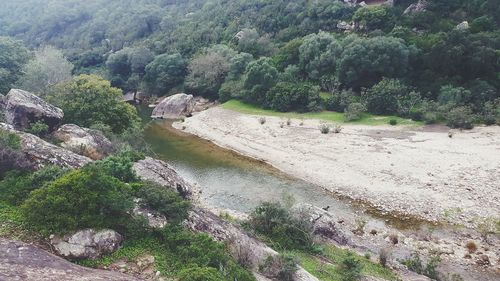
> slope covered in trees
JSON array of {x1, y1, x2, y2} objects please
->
[{"x1": 0, "y1": 0, "x2": 499, "y2": 127}]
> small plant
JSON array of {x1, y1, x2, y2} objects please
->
[
  {"x1": 344, "y1": 102, "x2": 365, "y2": 121},
  {"x1": 332, "y1": 124, "x2": 343, "y2": 134},
  {"x1": 286, "y1": 118, "x2": 291, "y2": 126},
  {"x1": 364, "y1": 253, "x2": 371, "y2": 259},
  {"x1": 27, "y1": 121, "x2": 49, "y2": 137},
  {"x1": 379, "y1": 248, "x2": 390, "y2": 267},
  {"x1": 389, "y1": 119, "x2": 398, "y2": 126},
  {"x1": 465, "y1": 241, "x2": 478, "y2": 253},
  {"x1": 258, "y1": 117, "x2": 266, "y2": 125},
  {"x1": 319, "y1": 123, "x2": 330, "y2": 134},
  {"x1": 388, "y1": 233, "x2": 399, "y2": 245},
  {"x1": 448, "y1": 130, "x2": 454, "y2": 138},
  {"x1": 279, "y1": 122, "x2": 285, "y2": 128},
  {"x1": 339, "y1": 252, "x2": 363, "y2": 281},
  {"x1": 353, "y1": 219, "x2": 366, "y2": 235},
  {"x1": 402, "y1": 252, "x2": 441, "y2": 280}
]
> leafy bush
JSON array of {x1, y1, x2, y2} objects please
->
[
  {"x1": 0, "y1": 131, "x2": 21, "y2": 149},
  {"x1": 344, "y1": 103, "x2": 365, "y2": 121},
  {"x1": 259, "y1": 254, "x2": 299, "y2": 281},
  {"x1": 266, "y1": 82, "x2": 321, "y2": 112},
  {"x1": 339, "y1": 252, "x2": 363, "y2": 281},
  {"x1": 0, "y1": 166, "x2": 67, "y2": 205},
  {"x1": 0, "y1": 134, "x2": 33, "y2": 178},
  {"x1": 26, "y1": 121, "x2": 49, "y2": 137},
  {"x1": 92, "y1": 151, "x2": 144, "y2": 182},
  {"x1": 136, "y1": 181, "x2": 191, "y2": 224},
  {"x1": 178, "y1": 266, "x2": 220, "y2": 281},
  {"x1": 325, "y1": 90, "x2": 357, "y2": 112},
  {"x1": 389, "y1": 119, "x2": 397, "y2": 126},
  {"x1": 445, "y1": 106, "x2": 475, "y2": 129},
  {"x1": 402, "y1": 252, "x2": 441, "y2": 280},
  {"x1": 21, "y1": 166, "x2": 135, "y2": 235},
  {"x1": 248, "y1": 202, "x2": 314, "y2": 251},
  {"x1": 364, "y1": 78, "x2": 410, "y2": 115},
  {"x1": 319, "y1": 123, "x2": 330, "y2": 134}
]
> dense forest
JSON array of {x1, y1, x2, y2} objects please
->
[{"x1": 1, "y1": 0, "x2": 499, "y2": 128}]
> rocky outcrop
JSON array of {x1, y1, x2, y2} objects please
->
[
  {"x1": 0, "y1": 123, "x2": 91, "y2": 169},
  {"x1": 50, "y1": 229, "x2": 123, "y2": 260},
  {"x1": 133, "y1": 204, "x2": 168, "y2": 229},
  {"x1": 151, "y1": 93, "x2": 195, "y2": 119},
  {"x1": 403, "y1": 0, "x2": 427, "y2": 15},
  {"x1": 53, "y1": 124, "x2": 113, "y2": 160},
  {"x1": 0, "y1": 238, "x2": 140, "y2": 281},
  {"x1": 337, "y1": 21, "x2": 355, "y2": 31},
  {"x1": 2, "y1": 89, "x2": 63, "y2": 131},
  {"x1": 133, "y1": 157, "x2": 199, "y2": 200},
  {"x1": 456, "y1": 21, "x2": 469, "y2": 30}
]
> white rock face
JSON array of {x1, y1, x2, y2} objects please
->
[
  {"x1": 3, "y1": 89, "x2": 63, "y2": 131},
  {"x1": 53, "y1": 124, "x2": 113, "y2": 160},
  {"x1": 456, "y1": 21, "x2": 470, "y2": 30},
  {"x1": 50, "y1": 229, "x2": 123, "y2": 260},
  {"x1": 403, "y1": 0, "x2": 427, "y2": 15},
  {"x1": 151, "y1": 93, "x2": 195, "y2": 119}
]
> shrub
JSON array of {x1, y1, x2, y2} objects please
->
[
  {"x1": 92, "y1": 151, "x2": 144, "y2": 182},
  {"x1": 0, "y1": 131, "x2": 21, "y2": 149},
  {"x1": 364, "y1": 78, "x2": 410, "y2": 115},
  {"x1": 332, "y1": 124, "x2": 343, "y2": 134},
  {"x1": 0, "y1": 147, "x2": 33, "y2": 179},
  {"x1": 258, "y1": 117, "x2": 266, "y2": 125},
  {"x1": 259, "y1": 254, "x2": 299, "y2": 281},
  {"x1": 446, "y1": 106, "x2": 475, "y2": 129},
  {"x1": 344, "y1": 102, "x2": 365, "y2": 121},
  {"x1": 266, "y1": 82, "x2": 321, "y2": 112},
  {"x1": 26, "y1": 121, "x2": 49, "y2": 137},
  {"x1": 136, "y1": 181, "x2": 191, "y2": 224},
  {"x1": 339, "y1": 252, "x2": 363, "y2": 281},
  {"x1": 379, "y1": 248, "x2": 390, "y2": 267},
  {"x1": 248, "y1": 202, "x2": 314, "y2": 251},
  {"x1": 0, "y1": 166, "x2": 67, "y2": 205},
  {"x1": 465, "y1": 241, "x2": 478, "y2": 253},
  {"x1": 389, "y1": 119, "x2": 398, "y2": 126},
  {"x1": 402, "y1": 252, "x2": 441, "y2": 280},
  {"x1": 326, "y1": 90, "x2": 357, "y2": 112},
  {"x1": 319, "y1": 123, "x2": 330, "y2": 134},
  {"x1": 21, "y1": 166, "x2": 135, "y2": 235},
  {"x1": 178, "y1": 266, "x2": 220, "y2": 281}
]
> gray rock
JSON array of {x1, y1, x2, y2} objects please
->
[
  {"x1": 133, "y1": 204, "x2": 168, "y2": 229},
  {"x1": 0, "y1": 238, "x2": 140, "y2": 281},
  {"x1": 151, "y1": 93, "x2": 195, "y2": 119},
  {"x1": 50, "y1": 229, "x2": 123, "y2": 260},
  {"x1": 0, "y1": 123, "x2": 91, "y2": 169},
  {"x1": 133, "y1": 157, "x2": 199, "y2": 200},
  {"x1": 53, "y1": 124, "x2": 113, "y2": 160},
  {"x1": 456, "y1": 21, "x2": 469, "y2": 30},
  {"x1": 337, "y1": 21, "x2": 355, "y2": 31},
  {"x1": 403, "y1": 0, "x2": 427, "y2": 15},
  {"x1": 3, "y1": 89, "x2": 63, "y2": 131}
]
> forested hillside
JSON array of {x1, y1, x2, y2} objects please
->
[{"x1": 1, "y1": 0, "x2": 499, "y2": 128}]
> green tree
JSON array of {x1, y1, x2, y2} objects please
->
[
  {"x1": 48, "y1": 74, "x2": 140, "y2": 134},
  {"x1": 364, "y1": 78, "x2": 411, "y2": 115},
  {"x1": 266, "y1": 82, "x2": 321, "y2": 112},
  {"x1": 299, "y1": 32, "x2": 340, "y2": 80},
  {"x1": 144, "y1": 53, "x2": 187, "y2": 96},
  {"x1": 338, "y1": 36, "x2": 414, "y2": 89},
  {"x1": 352, "y1": 5, "x2": 394, "y2": 31},
  {"x1": 243, "y1": 57, "x2": 278, "y2": 105},
  {"x1": 0, "y1": 37, "x2": 29, "y2": 94},
  {"x1": 17, "y1": 46, "x2": 74, "y2": 96}
]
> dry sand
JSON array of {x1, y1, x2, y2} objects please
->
[{"x1": 174, "y1": 107, "x2": 500, "y2": 226}]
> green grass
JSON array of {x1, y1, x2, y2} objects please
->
[
  {"x1": 292, "y1": 245, "x2": 398, "y2": 281},
  {"x1": 222, "y1": 100, "x2": 421, "y2": 126}
]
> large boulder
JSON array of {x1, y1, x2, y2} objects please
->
[
  {"x1": 53, "y1": 124, "x2": 113, "y2": 160},
  {"x1": 0, "y1": 238, "x2": 140, "y2": 281},
  {"x1": 151, "y1": 93, "x2": 195, "y2": 119},
  {"x1": 403, "y1": 0, "x2": 427, "y2": 15},
  {"x1": 0, "y1": 123, "x2": 91, "y2": 169},
  {"x1": 133, "y1": 157, "x2": 199, "y2": 200},
  {"x1": 50, "y1": 229, "x2": 123, "y2": 260},
  {"x1": 3, "y1": 89, "x2": 64, "y2": 131}
]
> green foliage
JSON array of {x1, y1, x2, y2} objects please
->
[
  {"x1": 402, "y1": 252, "x2": 441, "y2": 280},
  {"x1": 352, "y1": 6, "x2": 394, "y2": 32},
  {"x1": 277, "y1": 254, "x2": 300, "y2": 281},
  {"x1": 344, "y1": 103, "x2": 365, "y2": 122},
  {"x1": 339, "y1": 252, "x2": 363, "y2": 281},
  {"x1": 325, "y1": 90, "x2": 357, "y2": 112},
  {"x1": 178, "y1": 266, "x2": 220, "y2": 281},
  {"x1": 249, "y1": 202, "x2": 314, "y2": 251},
  {"x1": 0, "y1": 166, "x2": 67, "y2": 205},
  {"x1": 364, "y1": 78, "x2": 411, "y2": 115},
  {"x1": 0, "y1": 37, "x2": 29, "y2": 94},
  {"x1": 26, "y1": 121, "x2": 49, "y2": 137},
  {"x1": 445, "y1": 106, "x2": 475, "y2": 129},
  {"x1": 21, "y1": 166, "x2": 135, "y2": 235},
  {"x1": 144, "y1": 53, "x2": 187, "y2": 96},
  {"x1": 299, "y1": 32, "x2": 340, "y2": 80},
  {"x1": 266, "y1": 82, "x2": 321, "y2": 112},
  {"x1": 243, "y1": 57, "x2": 279, "y2": 105},
  {"x1": 136, "y1": 182, "x2": 191, "y2": 224},
  {"x1": 92, "y1": 151, "x2": 143, "y2": 183},
  {"x1": 0, "y1": 130, "x2": 21, "y2": 149},
  {"x1": 48, "y1": 74, "x2": 141, "y2": 134}
]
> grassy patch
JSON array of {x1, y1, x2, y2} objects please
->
[
  {"x1": 222, "y1": 100, "x2": 420, "y2": 126},
  {"x1": 0, "y1": 202, "x2": 39, "y2": 241},
  {"x1": 291, "y1": 245, "x2": 398, "y2": 281}
]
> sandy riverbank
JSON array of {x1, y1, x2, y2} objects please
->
[{"x1": 173, "y1": 107, "x2": 500, "y2": 226}]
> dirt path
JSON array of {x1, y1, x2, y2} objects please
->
[{"x1": 174, "y1": 107, "x2": 500, "y2": 227}]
